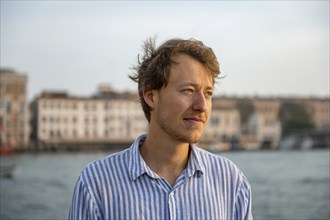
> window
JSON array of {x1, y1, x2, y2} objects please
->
[
  {"x1": 6, "y1": 102, "x2": 11, "y2": 113},
  {"x1": 20, "y1": 84, "x2": 25, "y2": 94},
  {"x1": 6, "y1": 119, "x2": 11, "y2": 128},
  {"x1": 20, "y1": 120, "x2": 24, "y2": 128},
  {"x1": 6, "y1": 83, "x2": 12, "y2": 93},
  {"x1": 6, "y1": 133, "x2": 11, "y2": 141},
  {"x1": 72, "y1": 117, "x2": 77, "y2": 123},
  {"x1": 211, "y1": 117, "x2": 219, "y2": 126},
  {"x1": 19, "y1": 101, "x2": 25, "y2": 113},
  {"x1": 20, "y1": 133, "x2": 25, "y2": 142}
]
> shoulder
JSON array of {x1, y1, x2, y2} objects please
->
[
  {"x1": 81, "y1": 148, "x2": 130, "y2": 177},
  {"x1": 77, "y1": 148, "x2": 130, "y2": 188},
  {"x1": 194, "y1": 146, "x2": 237, "y2": 169},
  {"x1": 78, "y1": 134, "x2": 146, "y2": 186}
]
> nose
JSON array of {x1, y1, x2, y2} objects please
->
[{"x1": 192, "y1": 91, "x2": 208, "y2": 112}]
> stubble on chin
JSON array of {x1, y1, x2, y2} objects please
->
[{"x1": 158, "y1": 113, "x2": 204, "y2": 144}]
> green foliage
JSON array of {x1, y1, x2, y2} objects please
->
[{"x1": 279, "y1": 102, "x2": 315, "y2": 136}]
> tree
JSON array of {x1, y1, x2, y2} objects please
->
[{"x1": 279, "y1": 102, "x2": 315, "y2": 136}]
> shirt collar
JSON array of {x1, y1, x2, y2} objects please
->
[
  {"x1": 185, "y1": 144, "x2": 205, "y2": 178},
  {"x1": 128, "y1": 134, "x2": 205, "y2": 181},
  {"x1": 129, "y1": 134, "x2": 155, "y2": 181}
]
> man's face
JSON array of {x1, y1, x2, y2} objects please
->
[{"x1": 152, "y1": 53, "x2": 214, "y2": 144}]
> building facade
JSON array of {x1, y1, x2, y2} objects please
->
[
  {"x1": 30, "y1": 91, "x2": 147, "y2": 150},
  {"x1": 304, "y1": 99, "x2": 330, "y2": 131},
  {"x1": 0, "y1": 69, "x2": 30, "y2": 150},
  {"x1": 202, "y1": 97, "x2": 241, "y2": 151},
  {"x1": 222, "y1": 97, "x2": 283, "y2": 150},
  {"x1": 248, "y1": 98, "x2": 282, "y2": 149}
]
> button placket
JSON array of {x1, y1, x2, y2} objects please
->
[{"x1": 168, "y1": 191, "x2": 176, "y2": 220}]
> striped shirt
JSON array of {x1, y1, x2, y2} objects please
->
[{"x1": 68, "y1": 134, "x2": 253, "y2": 220}]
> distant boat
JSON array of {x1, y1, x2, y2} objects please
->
[
  {"x1": 0, "y1": 122, "x2": 14, "y2": 155},
  {"x1": 0, "y1": 142, "x2": 14, "y2": 156},
  {"x1": 0, "y1": 146, "x2": 14, "y2": 156},
  {"x1": 0, "y1": 164, "x2": 15, "y2": 178}
]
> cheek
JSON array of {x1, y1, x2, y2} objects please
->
[{"x1": 162, "y1": 95, "x2": 189, "y2": 109}]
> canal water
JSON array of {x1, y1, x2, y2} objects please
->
[{"x1": 1, "y1": 149, "x2": 329, "y2": 219}]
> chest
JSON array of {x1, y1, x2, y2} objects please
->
[{"x1": 99, "y1": 174, "x2": 235, "y2": 220}]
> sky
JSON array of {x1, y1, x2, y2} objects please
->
[{"x1": 1, "y1": 1, "x2": 329, "y2": 100}]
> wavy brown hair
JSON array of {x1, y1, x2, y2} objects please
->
[{"x1": 130, "y1": 37, "x2": 220, "y2": 122}]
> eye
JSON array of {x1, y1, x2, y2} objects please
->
[
  {"x1": 182, "y1": 88, "x2": 194, "y2": 95},
  {"x1": 205, "y1": 91, "x2": 213, "y2": 97}
]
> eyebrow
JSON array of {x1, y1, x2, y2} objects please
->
[{"x1": 178, "y1": 82, "x2": 214, "y2": 91}]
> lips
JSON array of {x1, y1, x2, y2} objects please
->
[{"x1": 183, "y1": 117, "x2": 205, "y2": 124}]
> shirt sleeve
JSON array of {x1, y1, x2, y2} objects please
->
[
  {"x1": 68, "y1": 175, "x2": 102, "y2": 220},
  {"x1": 234, "y1": 174, "x2": 253, "y2": 220}
]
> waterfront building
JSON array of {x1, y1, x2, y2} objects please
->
[
  {"x1": 28, "y1": 82, "x2": 327, "y2": 151},
  {"x1": 251, "y1": 98, "x2": 282, "y2": 149},
  {"x1": 202, "y1": 97, "x2": 241, "y2": 151},
  {"x1": 253, "y1": 98, "x2": 281, "y2": 125},
  {"x1": 243, "y1": 112, "x2": 282, "y2": 150},
  {"x1": 0, "y1": 68, "x2": 30, "y2": 151},
  {"x1": 30, "y1": 88, "x2": 147, "y2": 150},
  {"x1": 304, "y1": 98, "x2": 330, "y2": 131},
  {"x1": 238, "y1": 98, "x2": 282, "y2": 149}
]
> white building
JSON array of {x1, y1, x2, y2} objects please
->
[
  {"x1": 203, "y1": 109, "x2": 241, "y2": 140},
  {"x1": 31, "y1": 91, "x2": 147, "y2": 149},
  {"x1": 304, "y1": 99, "x2": 330, "y2": 131},
  {"x1": 244, "y1": 112, "x2": 282, "y2": 149},
  {"x1": 202, "y1": 97, "x2": 241, "y2": 151}
]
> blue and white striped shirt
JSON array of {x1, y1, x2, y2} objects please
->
[{"x1": 68, "y1": 134, "x2": 252, "y2": 220}]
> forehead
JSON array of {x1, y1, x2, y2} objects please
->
[{"x1": 168, "y1": 54, "x2": 213, "y2": 88}]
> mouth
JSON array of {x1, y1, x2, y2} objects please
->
[{"x1": 183, "y1": 117, "x2": 205, "y2": 124}]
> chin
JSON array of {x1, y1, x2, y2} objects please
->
[{"x1": 178, "y1": 132, "x2": 202, "y2": 144}]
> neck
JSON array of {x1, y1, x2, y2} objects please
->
[{"x1": 139, "y1": 129, "x2": 190, "y2": 187}]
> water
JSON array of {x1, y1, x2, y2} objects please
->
[{"x1": 1, "y1": 149, "x2": 329, "y2": 220}]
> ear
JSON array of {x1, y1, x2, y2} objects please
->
[{"x1": 143, "y1": 88, "x2": 157, "y2": 109}]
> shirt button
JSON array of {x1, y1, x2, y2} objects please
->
[{"x1": 170, "y1": 192, "x2": 174, "y2": 197}]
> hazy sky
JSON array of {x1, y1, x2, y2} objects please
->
[{"x1": 1, "y1": 1, "x2": 329, "y2": 100}]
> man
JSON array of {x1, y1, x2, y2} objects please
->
[{"x1": 68, "y1": 38, "x2": 253, "y2": 220}]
